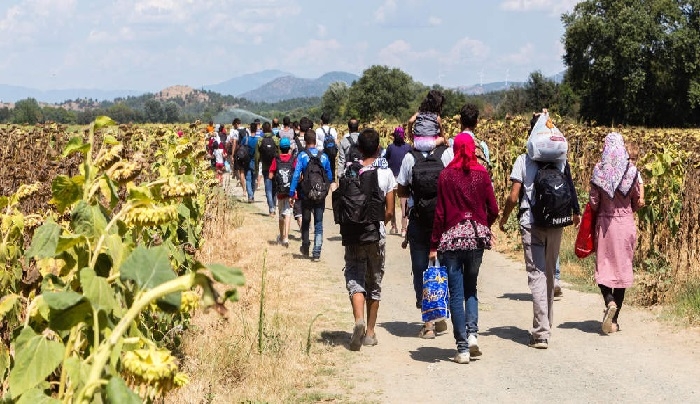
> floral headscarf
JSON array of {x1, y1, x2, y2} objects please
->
[
  {"x1": 446, "y1": 133, "x2": 487, "y2": 173},
  {"x1": 591, "y1": 132, "x2": 638, "y2": 199}
]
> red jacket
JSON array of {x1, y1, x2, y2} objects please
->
[{"x1": 430, "y1": 168, "x2": 499, "y2": 250}]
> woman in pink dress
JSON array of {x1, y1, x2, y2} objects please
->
[{"x1": 589, "y1": 132, "x2": 643, "y2": 334}]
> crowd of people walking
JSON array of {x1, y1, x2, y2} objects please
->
[{"x1": 204, "y1": 90, "x2": 644, "y2": 363}]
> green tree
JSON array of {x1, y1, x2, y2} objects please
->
[
  {"x1": 42, "y1": 106, "x2": 77, "y2": 124},
  {"x1": 524, "y1": 71, "x2": 557, "y2": 113},
  {"x1": 163, "y1": 101, "x2": 180, "y2": 123},
  {"x1": 144, "y1": 99, "x2": 164, "y2": 123},
  {"x1": 347, "y1": 65, "x2": 413, "y2": 121},
  {"x1": 562, "y1": 0, "x2": 700, "y2": 126},
  {"x1": 497, "y1": 86, "x2": 528, "y2": 117},
  {"x1": 13, "y1": 98, "x2": 43, "y2": 124},
  {"x1": 320, "y1": 82, "x2": 349, "y2": 120},
  {"x1": 107, "y1": 103, "x2": 143, "y2": 124},
  {"x1": 0, "y1": 106, "x2": 12, "y2": 123}
]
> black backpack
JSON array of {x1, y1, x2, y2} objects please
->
[
  {"x1": 346, "y1": 136, "x2": 362, "y2": 165},
  {"x1": 259, "y1": 136, "x2": 278, "y2": 165},
  {"x1": 300, "y1": 152, "x2": 330, "y2": 202},
  {"x1": 528, "y1": 162, "x2": 574, "y2": 228},
  {"x1": 410, "y1": 146, "x2": 447, "y2": 230},
  {"x1": 273, "y1": 156, "x2": 295, "y2": 196},
  {"x1": 322, "y1": 128, "x2": 338, "y2": 159},
  {"x1": 332, "y1": 162, "x2": 384, "y2": 245},
  {"x1": 234, "y1": 135, "x2": 251, "y2": 167}
]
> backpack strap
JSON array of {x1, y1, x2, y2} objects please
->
[{"x1": 431, "y1": 145, "x2": 448, "y2": 163}]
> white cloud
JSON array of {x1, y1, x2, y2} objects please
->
[
  {"x1": 442, "y1": 37, "x2": 490, "y2": 66},
  {"x1": 499, "y1": 0, "x2": 579, "y2": 15},
  {"x1": 378, "y1": 40, "x2": 439, "y2": 67},
  {"x1": 428, "y1": 16, "x2": 442, "y2": 26},
  {"x1": 500, "y1": 43, "x2": 535, "y2": 65},
  {"x1": 317, "y1": 24, "x2": 327, "y2": 38},
  {"x1": 374, "y1": 0, "x2": 397, "y2": 23}
]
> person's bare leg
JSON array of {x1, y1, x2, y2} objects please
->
[
  {"x1": 284, "y1": 214, "x2": 292, "y2": 241},
  {"x1": 365, "y1": 299, "x2": 379, "y2": 337},
  {"x1": 351, "y1": 293, "x2": 365, "y2": 322}
]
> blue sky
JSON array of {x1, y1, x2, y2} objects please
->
[{"x1": 0, "y1": 0, "x2": 580, "y2": 92}]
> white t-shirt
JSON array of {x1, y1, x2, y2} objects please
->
[
  {"x1": 315, "y1": 125, "x2": 338, "y2": 152},
  {"x1": 396, "y1": 148, "x2": 454, "y2": 187},
  {"x1": 229, "y1": 127, "x2": 240, "y2": 141},
  {"x1": 362, "y1": 163, "x2": 397, "y2": 243},
  {"x1": 213, "y1": 148, "x2": 225, "y2": 165},
  {"x1": 509, "y1": 153, "x2": 566, "y2": 227}
]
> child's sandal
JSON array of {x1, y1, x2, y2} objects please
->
[{"x1": 418, "y1": 324, "x2": 435, "y2": 339}]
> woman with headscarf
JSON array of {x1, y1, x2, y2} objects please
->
[
  {"x1": 385, "y1": 126, "x2": 411, "y2": 236},
  {"x1": 428, "y1": 133, "x2": 499, "y2": 364},
  {"x1": 590, "y1": 132, "x2": 643, "y2": 334}
]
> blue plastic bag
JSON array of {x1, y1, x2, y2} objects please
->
[{"x1": 421, "y1": 263, "x2": 449, "y2": 323}]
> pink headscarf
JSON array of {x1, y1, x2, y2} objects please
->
[
  {"x1": 446, "y1": 133, "x2": 487, "y2": 173},
  {"x1": 591, "y1": 132, "x2": 638, "y2": 199}
]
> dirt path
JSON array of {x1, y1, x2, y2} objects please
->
[{"x1": 235, "y1": 179, "x2": 700, "y2": 402}]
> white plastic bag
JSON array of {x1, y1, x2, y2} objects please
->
[{"x1": 527, "y1": 113, "x2": 568, "y2": 162}]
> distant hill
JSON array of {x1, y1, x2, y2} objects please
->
[
  {"x1": 0, "y1": 84, "x2": 142, "y2": 104},
  {"x1": 455, "y1": 81, "x2": 523, "y2": 95},
  {"x1": 203, "y1": 70, "x2": 291, "y2": 96},
  {"x1": 456, "y1": 71, "x2": 565, "y2": 95},
  {"x1": 239, "y1": 71, "x2": 359, "y2": 102}
]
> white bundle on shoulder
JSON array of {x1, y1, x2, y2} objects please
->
[{"x1": 527, "y1": 112, "x2": 568, "y2": 162}]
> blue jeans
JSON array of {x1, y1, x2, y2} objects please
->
[
  {"x1": 244, "y1": 168, "x2": 257, "y2": 200},
  {"x1": 264, "y1": 176, "x2": 276, "y2": 213},
  {"x1": 407, "y1": 220, "x2": 431, "y2": 307},
  {"x1": 555, "y1": 257, "x2": 561, "y2": 281},
  {"x1": 301, "y1": 199, "x2": 324, "y2": 257},
  {"x1": 439, "y1": 249, "x2": 484, "y2": 353}
]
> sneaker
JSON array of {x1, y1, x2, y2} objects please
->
[
  {"x1": 311, "y1": 256, "x2": 320, "y2": 262},
  {"x1": 362, "y1": 334, "x2": 378, "y2": 346},
  {"x1": 554, "y1": 285, "x2": 563, "y2": 298},
  {"x1": 281, "y1": 239, "x2": 289, "y2": 248},
  {"x1": 453, "y1": 351, "x2": 470, "y2": 364},
  {"x1": 602, "y1": 303, "x2": 618, "y2": 334},
  {"x1": 528, "y1": 336, "x2": 548, "y2": 349},
  {"x1": 299, "y1": 245, "x2": 309, "y2": 257},
  {"x1": 350, "y1": 320, "x2": 366, "y2": 351},
  {"x1": 467, "y1": 334, "x2": 482, "y2": 357},
  {"x1": 400, "y1": 229, "x2": 406, "y2": 238},
  {"x1": 435, "y1": 319, "x2": 448, "y2": 333}
]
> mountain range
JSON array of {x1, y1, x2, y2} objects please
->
[{"x1": 0, "y1": 70, "x2": 564, "y2": 105}]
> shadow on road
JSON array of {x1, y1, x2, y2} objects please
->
[
  {"x1": 558, "y1": 320, "x2": 603, "y2": 335},
  {"x1": 409, "y1": 346, "x2": 455, "y2": 363},
  {"x1": 380, "y1": 321, "x2": 423, "y2": 338},
  {"x1": 326, "y1": 236, "x2": 342, "y2": 242},
  {"x1": 318, "y1": 330, "x2": 352, "y2": 350},
  {"x1": 480, "y1": 326, "x2": 529, "y2": 344},
  {"x1": 498, "y1": 293, "x2": 533, "y2": 302}
]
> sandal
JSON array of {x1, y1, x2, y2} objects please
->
[
  {"x1": 418, "y1": 324, "x2": 435, "y2": 339},
  {"x1": 602, "y1": 303, "x2": 618, "y2": 334}
]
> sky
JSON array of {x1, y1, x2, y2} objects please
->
[{"x1": 0, "y1": 0, "x2": 581, "y2": 92}]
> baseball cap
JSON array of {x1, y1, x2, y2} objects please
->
[{"x1": 279, "y1": 137, "x2": 291, "y2": 149}]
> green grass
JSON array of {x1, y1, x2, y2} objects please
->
[{"x1": 675, "y1": 282, "x2": 700, "y2": 324}]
